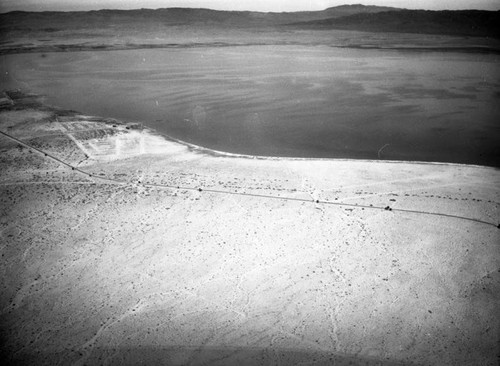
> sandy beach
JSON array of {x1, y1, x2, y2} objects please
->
[{"x1": 0, "y1": 91, "x2": 499, "y2": 365}]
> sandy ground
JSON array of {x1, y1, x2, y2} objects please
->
[{"x1": 0, "y1": 91, "x2": 499, "y2": 365}]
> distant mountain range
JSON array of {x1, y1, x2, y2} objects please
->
[
  {"x1": 0, "y1": 5, "x2": 399, "y2": 29},
  {"x1": 1, "y1": 4, "x2": 499, "y2": 38}
]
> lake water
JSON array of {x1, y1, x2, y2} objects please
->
[{"x1": 1, "y1": 46, "x2": 499, "y2": 166}]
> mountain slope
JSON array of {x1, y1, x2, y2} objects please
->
[
  {"x1": 0, "y1": 5, "x2": 397, "y2": 31},
  {"x1": 1, "y1": 6, "x2": 499, "y2": 42},
  {"x1": 290, "y1": 10, "x2": 500, "y2": 38}
]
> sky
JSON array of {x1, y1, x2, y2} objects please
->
[{"x1": 1, "y1": 0, "x2": 499, "y2": 13}]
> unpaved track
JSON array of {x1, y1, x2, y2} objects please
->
[{"x1": 1, "y1": 129, "x2": 497, "y2": 229}]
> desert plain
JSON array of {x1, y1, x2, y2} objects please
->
[{"x1": 0, "y1": 89, "x2": 499, "y2": 366}]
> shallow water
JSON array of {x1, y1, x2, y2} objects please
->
[{"x1": 1, "y1": 46, "x2": 499, "y2": 166}]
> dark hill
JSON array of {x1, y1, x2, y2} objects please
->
[
  {"x1": 290, "y1": 10, "x2": 500, "y2": 38},
  {"x1": 1, "y1": 6, "x2": 498, "y2": 40},
  {"x1": 0, "y1": 5, "x2": 397, "y2": 32},
  {"x1": 323, "y1": 4, "x2": 399, "y2": 17}
]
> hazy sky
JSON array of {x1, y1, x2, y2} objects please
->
[{"x1": 1, "y1": 0, "x2": 499, "y2": 13}]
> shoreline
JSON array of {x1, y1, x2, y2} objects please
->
[
  {"x1": 3, "y1": 89, "x2": 498, "y2": 170},
  {"x1": 152, "y1": 125, "x2": 499, "y2": 169},
  {"x1": 1, "y1": 89, "x2": 499, "y2": 228}
]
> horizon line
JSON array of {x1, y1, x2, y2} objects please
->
[{"x1": 2, "y1": 4, "x2": 500, "y2": 15}]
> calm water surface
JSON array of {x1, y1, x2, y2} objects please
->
[{"x1": 1, "y1": 46, "x2": 499, "y2": 166}]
